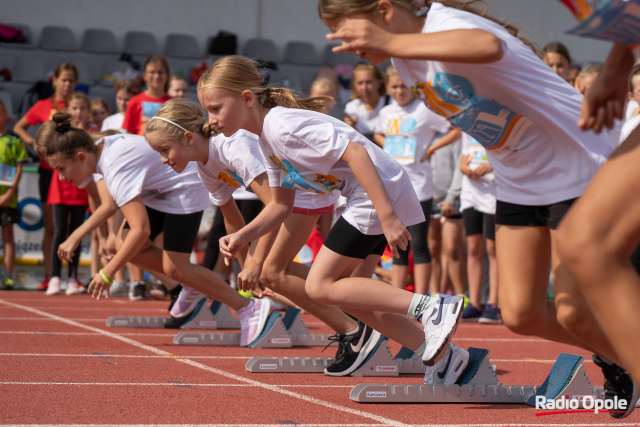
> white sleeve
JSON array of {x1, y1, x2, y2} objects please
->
[
  {"x1": 286, "y1": 119, "x2": 350, "y2": 176},
  {"x1": 222, "y1": 134, "x2": 267, "y2": 189}
]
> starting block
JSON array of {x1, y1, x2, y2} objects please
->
[
  {"x1": 105, "y1": 298, "x2": 240, "y2": 330},
  {"x1": 349, "y1": 350, "x2": 607, "y2": 404},
  {"x1": 174, "y1": 307, "x2": 331, "y2": 348},
  {"x1": 245, "y1": 335, "x2": 424, "y2": 376}
]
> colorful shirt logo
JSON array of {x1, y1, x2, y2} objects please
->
[
  {"x1": 268, "y1": 155, "x2": 344, "y2": 194},
  {"x1": 217, "y1": 169, "x2": 245, "y2": 188}
]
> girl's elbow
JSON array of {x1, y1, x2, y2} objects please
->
[{"x1": 485, "y1": 36, "x2": 504, "y2": 62}]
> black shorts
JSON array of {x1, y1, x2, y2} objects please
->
[
  {"x1": 462, "y1": 208, "x2": 496, "y2": 240},
  {"x1": 495, "y1": 199, "x2": 576, "y2": 230},
  {"x1": 0, "y1": 207, "x2": 19, "y2": 226},
  {"x1": 323, "y1": 216, "x2": 387, "y2": 259},
  {"x1": 124, "y1": 206, "x2": 203, "y2": 253},
  {"x1": 38, "y1": 167, "x2": 53, "y2": 203}
]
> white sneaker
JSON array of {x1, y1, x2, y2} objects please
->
[
  {"x1": 169, "y1": 285, "x2": 206, "y2": 318},
  {"x1": 424, "y1": 343, "x2": 469, "y2": 386},
  {"x1": 109, "y1": 281, "x2": 129, "y2": 297},
  {"x1": 65, "y1": 278, "x2": 84, "y2": 295},
  {"x1": 45, "y1": 276, "x2": 61, "y2": 295},
  {"x1": 237, "y1": 298, "x2": 272, "y2": 347},
  {"x1": 420, "y1": 294, "x2": 464, "y2": 365}
]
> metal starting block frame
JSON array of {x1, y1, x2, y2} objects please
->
[
  {"x1": 105, "y1": 298, "x2": 240, "y2": 330},
  {"x1": 173, "y1": 307, "x2": 331, "y2": 348},
  {"x1": 245, "y1": 335, "x2": 424, "y2": 377},
  {"x1": 350, "y1": 350, "x2": 606, "y2": 404}
]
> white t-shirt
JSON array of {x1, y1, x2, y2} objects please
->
[
  {"x1": 626, "y1": 100, "x2": 640, "y2": 122},
  {"x1": 344, "y1": 96, "x2": 388, "y2": 142},
  {"x1": 260, "y1": 106, "x2": 424, "y2": 235},
  {"x1": 620, "y1": 114, "x2": 640, "y2": 144},
  {"x1": 97, "y1": 134, "x2": 210, "y2": 214},
  {"x1": 101, "y1": 112, "x2": 125, "y2": 132},
  {"x1": 392, "y1": 3, "x2": 612, "y2": 206},
  {"x1": 460, "y1": 133, "x2": 496, "y2": 214},
  {"x1": 374, "y1": 98, "x2": 449, "y2": 201},
  {"x1": 198, "y1": 130, "x2": 339, "y2": 210}
]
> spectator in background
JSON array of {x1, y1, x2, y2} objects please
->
[
  {"x1": 12, "y1": 61, "x2": 78, "y2": 291},
  {"x1": 0, "y1": 99, "x2": 29, "y2": 290},
  {"x1": 168, "y1": 75, "x2": 189, "y2": 99},
  {"x1": 543, "y1": 41, "x2": 573, "y2": 83},
  {"x1": 344, "y1": 63, "x2": 388, "y2": 144},
  {"x1": 101, "y1": 79, "x2": 143, "y2": 132},
  {"x1": 90, "y1": 98, "x2": 111, "y2": 131}
]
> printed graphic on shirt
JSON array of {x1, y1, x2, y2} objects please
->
[
  {"x1": 268, "y1": 155, "x2": 344, "y2": 194},
  {"x1": 217, "y1": 169, "x2": 245, "y2": 188},
  {"x1": 383, "y1": 116, "x2": 418, "y2": 164},
  {"x1": 468, "y1": 136, "x2": 489, "y2": 164},
  {"x1": 411, "y1": 72, "x2": 531, "y2": 151},
  {"x1": 141, "y1": 101, "x2": 164, "y2": 125}
]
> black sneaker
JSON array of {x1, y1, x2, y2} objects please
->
[
  {"x1": 324, "y1": 321, "x2": 382, "y2": 377},
  {"x1": 168, "y1": 284, "x2": 183, "y2": 312},
  {"x1": 149, "y1": 281, "x2": 169, "y2": 300},
  {"x1": 593, "y1": 354, "x2": 638, "y2": 419},
  {"x1": 129, "y1": 282, "x2": 147, "y2": 301},
  {"x1": 164, "y1": 315, "x2": 191, "y2": 329}
]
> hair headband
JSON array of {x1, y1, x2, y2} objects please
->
[{"x1": 149, "y1": 116, "x2": 188, "y2": 132}]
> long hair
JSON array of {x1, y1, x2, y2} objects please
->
[
  {"x1": 197, "y1": 55, "x2": 330, "y2": 113},
  {"x1": 145, "y1": 98, "x2": 216, "y2": 141}
]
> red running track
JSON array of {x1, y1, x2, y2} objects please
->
[{"x1": 1, "y1": 290, "x2": 638, "y2": 427}]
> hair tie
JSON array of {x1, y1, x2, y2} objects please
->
[
  {"x1": 149, "y1": 116, "x2": 188, "y2": 132},
  {"x1": 55, "y1": 125, "x2": 71, "y2": 133}
]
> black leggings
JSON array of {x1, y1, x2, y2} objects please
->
[
  {"x1": 393, "y1": 199, "x2": 433, "y2": 266},
  {"x1": 202, "y1": 199, "x2": 264, "y2": 270},
  {"x1": 51, "y1": 204, "x2": 87, "y2": 278}
]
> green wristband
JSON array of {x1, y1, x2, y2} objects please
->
[{"x1": 99, "y1": 269, "x2": 113, "y2": 286}]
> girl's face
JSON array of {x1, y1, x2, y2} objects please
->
[
  {"x1": 47, "y1": 151, "x2": 94, "y2": 187},
  {"x1": 630, "y1": 75, "x2": 640, "y2": 104},
  {"x1": 69, "y1": 99, "x2": 90, "y2": 127},
  {"x1": 53, "y1": 70, "x2": 77, "y2": 99},
  {"x1": 146, "y1": 133, "x2": 192, "y2": 173},
  {"x1": 168, "y1": 79, "x2": 189, "y2": 98},
  {"x1": 198, "y1": 87, "x2": 253, "y2": 137},
  {"x1": 544, "y1": 52, "x2": 571, "y2": 81},
  {"x1": 116, "y1": 89, "x2": 134, "y2": 113},
  {"x1": 144, "y1": 62, "x2": 169, "y2": 94},
  {"x1": 353, "y1": 69, "x2": 381, "y2": 103},
  {"x1": 91, "y1": 104, "x2": 109, "y2": 127},
  {"x1": 386, "y1": 74, "x2": 413, "y2": 106}
]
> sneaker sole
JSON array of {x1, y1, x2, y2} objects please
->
[
  {"x1": 423, "y1": 298, "x2": 464, "y2": 366},
  {"x1": 612, "y1": 380, "x2": 639, "y2": 419},
  {"x1": 324, "y1": 329, "x2": 383, "y2": 377}
]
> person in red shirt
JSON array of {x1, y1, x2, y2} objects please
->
[
  {"x1": 13, "y1": 62, "x2": 78, "y2": 291},
  {"x1": 121, "y1": 55, "x2": 171, "y2": 136}
]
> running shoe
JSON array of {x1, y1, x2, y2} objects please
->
[
  {"x1": 478, "y1": 304, "x2": 502, "y2": 324},
  {"x1": 65, "y1": 277, "x2": 85, "y2": 295},
  {"x1": 461, "y1": 303, "x2": 483, "y2": 322},
  {"x1": 593, "y1": 354, "x2": 638, "y2": 419},
  {"x1": 168, "y1": 284, "x2": 183, "y2": 312},
  {"x1": 36, "y1": 276, "x2": 50, "y2": 291},
  {"x1": 129, "y1": 281, "x2": 147, "y2": 301},
  {"x1": 45, "y1": 276, "x2": 62, "y2": 296},
  {"x1": 149, "y1": 281, "x2": 169, "y2": 300},
  {"x1": 109, "y1": 281, "x2": 129, "y2": 297},
  {"x1": 1, "y1": 275, "x2": 14, "y2": 290},
  {"x1": 420, "y1": 294, "x2": 464, "y2": 366},
  {"x1": 324, "y1": 321, "x2": 383, "y2": 377},
  {"x1": 237, "y1": 298, "x2": 272, "y2": 347},
  {"x1": 423, "y1": 343, "x2": 469, "y2": 386},
  {"x1": 169, "y1": 285, "x2": 205, "y2": 318}
]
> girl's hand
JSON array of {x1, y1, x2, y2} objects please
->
[
  {"x1": 327, "y1": 18, "x2": 392, "y2": 59},
  {"x1": 87, "y1": 273, "x2": 110, "y2": 300},
  {"x1": 219, "y1": 232, "x2": 247, "y2": 264},
  {"x1": 382, "y1": 216, "x2": 411, "y2": 258},
  {"x1": 237, "y1": 261, "x2": 263, "y2": 294},
  {"x1": 58, "y1": 237, "x2": 80, "y2": 263},
  {"x1": 438, "y1": 201, "x2": 455, "y2": 218},
  {"x1": 473, "y1": 163, "x2": 493, "y2": 177}
]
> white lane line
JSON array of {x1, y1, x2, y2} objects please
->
[
  {"x1": 6, "y1": 424, "x2": 640, "y2": 427},
  {"x1": 0, "y1": 317, "x2": 106, "y2": 321},
  {"x1": 0, "y1": 382, "x2": 353, "y2": 388},
  {"x1": 0, "y1": 298, "x2": 407, "y2": 427}
]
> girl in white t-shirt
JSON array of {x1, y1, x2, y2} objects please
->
[
  {"x1": 344, "y1": 63, "x2": 389, "y2": 144},
  {"x1": 373, "y1": 65, "x2": 460, "y2": 296},
  {"x1": 318, "y1": 0, "x2": 626, "y2": 398},
  {"x1": 196, "y1": 55, "x2": 466, "y2": 385},
  {"x1": 145, "y1": 98, "x2": 378, "y2": 376},
  {"x1": 45, "y1": 113, "x2": 271, "y2": 347},
  {"x1": 459, "y1": 133, "x2": 499, "y2": 324}
]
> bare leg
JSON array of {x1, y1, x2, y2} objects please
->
[
  {"x1": 486, "y1": 238, "x2": 499, "y2": 305},
  {"x1": 428, "y1": 217, "x2": 442, "y2": 294},
  {"x1": 42, "y1": 203, "x2": 53, "y2": 277},
  {"x1": 441, "y1": 217, "x2": 466, "y2": 295},
  {"x1": 466, "y1": 234, "x2": 484, "y2": 307}
]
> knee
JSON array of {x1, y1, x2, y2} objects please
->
[
  {"x1": 556, "y1": 303, "x2": 592, "y2": 339},
  {"x1": 467, "y1": 240, "x2": 484, "y2": 258},
  {"x1": 164, "y1": 262, "x2": 185, "y2": 282},
  {"x1": 304, "y1": 277, "x2": 331, "y2": 305},
  {"x1": 501, "y1": 306, "x2": 544, "y2": 336},
  {"x1": 556, "y1": 219, "x2": 606, "y2": 272}
]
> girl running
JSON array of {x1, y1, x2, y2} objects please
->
[
  {"x1": 196, "y1": 55, "x2": 465, "y2": 384},
  {"x1": 318, "y1": 0, "x2": 629, "y2": 412},
  {"x1": 46, "y1": 113, "x2": 271, "y2": 346}
]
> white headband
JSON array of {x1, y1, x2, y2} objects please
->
[{"x1": 149, "y1": 116, "x2": 188, "y2": 132}]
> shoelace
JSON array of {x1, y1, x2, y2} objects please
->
[{"x1": 322, "y1": 334, "x2": 348, "y2": 361}]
